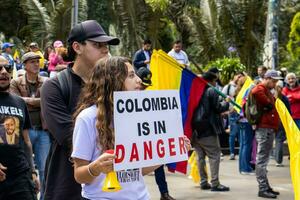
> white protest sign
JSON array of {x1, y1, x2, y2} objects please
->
[{"x1": 113, "y1": 90, "x2": 188, "y2": 171}]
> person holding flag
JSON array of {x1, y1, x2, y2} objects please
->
[
  {"x1": 71, "y1": 56, "x2": 191, "y2": 200},
  {"x1": 251, "y1": 70, "x2": 282, "y2": 199},
  {"x1": 191, "y1": 71, "x2": 230, "y2": 192}
]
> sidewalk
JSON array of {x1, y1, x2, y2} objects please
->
[{"x1": 144, "y1": 156, "x2": 293, "y2": 200}]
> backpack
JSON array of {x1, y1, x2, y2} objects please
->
[
  {"x1": 57, "y1": 69, "x2": 72, "y2": 111},
  {"x1": 191, "y1": 88, "x2": 211, "y2": 134},
  {"x1": 244, "y1": 89, "x2": 262, "y2": 125}
]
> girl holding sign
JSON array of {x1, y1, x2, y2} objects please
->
[{"x1": 71, "y1": 57, "x2": 190, "y2": 200}]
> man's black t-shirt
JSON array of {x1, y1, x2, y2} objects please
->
[
  {"x1": 41, "y1": 66, "x2": 83, "y2": 200},
  {"x1": 0, "y1": 92, "x2": 31, "y2": 177}
]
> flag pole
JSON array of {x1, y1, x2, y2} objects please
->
[{"x1": 179, "y1": 64, "x2": 242, "y2": 110}]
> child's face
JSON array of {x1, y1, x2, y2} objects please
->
[{"x1": 124, "y1": 63, "x2": 142, "y2": 91}]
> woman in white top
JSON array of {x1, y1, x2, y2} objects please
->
[{"x1": 72, "y1": 57, "x2": 192, "y2": 200}]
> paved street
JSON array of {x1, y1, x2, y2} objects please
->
[{"x1": 145, "y1": 155, "x2": 294, "y2": 200}]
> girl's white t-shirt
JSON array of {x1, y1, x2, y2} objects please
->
[{"x1": 71, "y1": 105, "x2": 150, "y2": 200}]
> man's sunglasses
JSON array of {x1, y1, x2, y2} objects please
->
[{"x1": 0, "y1": 64, "x2": 13, "y2": 73}]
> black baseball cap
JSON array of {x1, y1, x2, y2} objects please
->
[
  {"x1": 136, "y1": 67, "x2": 152, "y2": 86},
  {"x1": 67, "y1": 20, "x2": 120, "y2": 45}
]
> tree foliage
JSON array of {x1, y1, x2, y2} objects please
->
[
  {"x1": 287, "y1": 12, "x2": 300, "y2": 60},
  {"x1": 206, "y1": 57, "x2": 246, "y2": 85},
  {"x1": 0, "y1": 0, "x2": 298, "y2": 75}
]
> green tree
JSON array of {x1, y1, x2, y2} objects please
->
[
  {"x1": 287, "y1": 12, "x2": 300, "y2": 60},
  {"x1": 206, "y1": 57, "x2": 246, "y2": 85}
]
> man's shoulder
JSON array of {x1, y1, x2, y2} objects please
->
[
  {"x1": 41, "y1": 76, "x2": 60, "y2": 94},
  {"x1": 180, "y1": 50, "x2": 188, "y2": 56},
  {"x1": 38, "y1": 75, "x2": 49, "y2": 83},
  {"x1": 167, "y1": 49, "x2": 174, "y2": 55},
  {"x1": 5, "y1": 93, "x2": 26, "y2": 104},
  {"x1": 135, "y1": 49, "x2": 144, "y2": 55},
  {"x1": 252, "y1": 84, "x2": 265, "y2": 94},
  {"x1": 11, "y1": 76, "x2": 23, "y2": 84}
]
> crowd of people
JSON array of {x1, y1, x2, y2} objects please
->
[{"x1": 0, "y1": 19, "x2": 297, "y2": 200}]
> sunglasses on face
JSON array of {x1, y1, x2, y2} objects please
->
[{"x1": 0, "y1": 64, "x2": 13, "y2": 73}]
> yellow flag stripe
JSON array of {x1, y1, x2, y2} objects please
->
[
  {"x1": 148, "y1": 50, "x2": 182, "y2": 90},
  {"x1": 275, "y1": 99, "x2": 300, "y2": 200},
  {"x1": 234, "y1": 76, "x2": 254, "y2": 112}
]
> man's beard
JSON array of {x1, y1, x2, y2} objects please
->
[{"x1": 0, "y1": 84, "x2": 10, "y2": 92}]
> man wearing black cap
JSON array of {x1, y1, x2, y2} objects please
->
[
  {"x1": 40, "y1": 20, "x2": 120, "y2": 200},
  {"x1": 10, "y1": 52, "x2": 49, "y2": 199}
]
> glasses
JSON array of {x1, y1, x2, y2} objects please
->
[{"x1": 0, "y1": 64, "x2": 13, "y2": 73}]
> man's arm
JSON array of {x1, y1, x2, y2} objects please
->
[
  {"x1": 253, "y1": 89, "x2": 272, "y2": 106},
  {"x1": 22, "y1": 97, "x2": 41, "y2": 107},
  {"x1": 22, "y1": 129, "x2": 40, "y2": 192},
  {"x1": 40, "y1": 79, "x2": 73, "y2": 148},
  {"x1": 209, "y1": 88, "x2": 229, "y2": 113},
  {"x1": 22, "y1": 129, "x2": 35, "y2": 172},
  {"x1": 133, "y1": 50, "x2": 147, "y2": 69},
  {"x1": 0, "y1": 163, "x2": 7, "y2": 182},
  {"x1": 10, "y1": 79, "x2": 41, "y2": 107},
  {"x1": 182, "y1": 51, "x2": 190, "y2": 67}
]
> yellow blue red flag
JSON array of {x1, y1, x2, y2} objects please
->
[
  {"x1": 234, "y1": 76, "x2": 254, "y2": 112},
  {"x1": 149, "y1": 50, "x2": 207, "y2": 174}
]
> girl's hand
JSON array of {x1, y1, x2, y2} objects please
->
[
  {"x1": 89, "y1": 153, "x2": 116, "y2": 176},
  {"x1": 183, "y1": 135, "x2": 191, "y2": 151}
]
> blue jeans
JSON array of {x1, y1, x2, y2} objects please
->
[
  {"x1": 274, "y1": 128, "x2": 286, "y2": 164},
  {"x1": 29, "y1": 129, "x2": 50, "y2": 199},
  {"x1": 239, "y1": 122, "x2": 254, "y2": 173},
  {"x1": 229, "y1": 112, "x2": 240, "y2": 155}
]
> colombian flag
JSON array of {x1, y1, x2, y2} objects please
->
[
  {"x1": 234, "y1": 76, "x2": 254, "y2": 113},
  {"x1": 149, "y1": 50, "x2": 207, "y2": 174},
  {"x1": 275, "y1": 99, "x2": 300, "y2": 200}
]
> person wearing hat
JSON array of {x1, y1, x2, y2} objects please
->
[
  {"x1": 0, "y1": 55, "x2": 39, "y2": 199},
  {"x1": 29, "y1": 42, "x2": 45, "y2": 70},
  {"x1": 251, "y1": 69, "x2": 282, "y2": 198},
  {"x1": 192, "y1": 71, "x2": 230, "y2": 192},
  {"x1": 47, "y1": 40, "x2": 68, "y2": 78},
  {"x1": 136, "y1": 67, "x2": 152, "y2": 89},
  {"x1": 136, "y1": 67, "x2": 176, "y2": 200},
  {"x1": 1, "y1": 42, "x2": 15, "y2": 70},
  {"x1": 40, "y1": 20, "x2": 120, "y2": 200},
  {"x1": 10, "y1": 52, "x2": 50, "y2": 198}
]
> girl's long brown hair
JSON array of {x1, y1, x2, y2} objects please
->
[{"x1": 73, "y1": 56, "x2": 129, "y2": 152}]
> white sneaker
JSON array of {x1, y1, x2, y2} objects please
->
[{"x1": 241, "y1": 171, "x2": 255, "y2": 176}]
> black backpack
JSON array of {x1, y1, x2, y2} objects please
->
[{"x1": 57, "y1": 69, "x2": 72, "y2": 111}]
